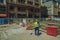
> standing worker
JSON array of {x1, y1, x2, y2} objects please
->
[{"x1": 33, "y1": 21, "x2": 39, "y2": 36}]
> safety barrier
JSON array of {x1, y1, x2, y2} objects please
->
[{"x1": 0, "y1": 18, "x2": 40, "y2": 24}]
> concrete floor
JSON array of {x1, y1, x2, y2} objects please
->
[
  {"x1": 8, "y1": 32, "x2": 60, "y2": 40},
  {"x1": 0, "y1": 24, "x2": 60, "y2": 40}
]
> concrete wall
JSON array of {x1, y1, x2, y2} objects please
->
[
  {"x1": 41, "y1": 1, "x2": 53, "y2": 16},
  {"x1": 41, "y1": 0, "x2": 58, "y2": 18},
  {"x1": 4, "y1": 0, "x2": 6, "y2": 5},
  {"x1": 0, "y1": 0, "x2": 6, "y2": 5}
]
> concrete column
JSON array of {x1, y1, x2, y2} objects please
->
[
  {"x1": 25, "y1": 0, "x2": 27, "y2": 4},
  {"x1": 40, "y1": 0, "x2": 43, "y2": 5},
  {"x1": 6, "y1": 4, "x2": 9, "y2": 17},
  {"x1": 33, "y1": 0, "x2": 34, "y2": 6},
  {"x1": 51, "y1": 1, "x2": 59, "y2": 18},
  {"x1": 26, "y1": 9, "x2": 29, "y2": 18},
  {"x1": 13, "y1": 0, "x2": 16, "y2": 3},
  {"x1": 54, "y1": 2, "x2": 58, "y2": 17},
  {"x1": 4, "y1": 0, "x2": 6, "y2": 5},
  {"x1": 51, "y1": 4, "x2": 54, "y2": 18},
  {"x1": 15, "y1": 7, "x2": 17, "y2": 18}
]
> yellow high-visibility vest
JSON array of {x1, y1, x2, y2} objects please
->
[{"x1": 33, "y1": 22, "x2": 39, "y2": 28}]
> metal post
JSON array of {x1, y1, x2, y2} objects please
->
[{"x1": 6, "y1": 2, "x2": 9, "y2": 24}]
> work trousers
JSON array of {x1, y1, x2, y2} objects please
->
[{"x1": 34, "y1": 27, "x2": 39, "y2": 35}]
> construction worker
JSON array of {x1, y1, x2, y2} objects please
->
[{"x1": 33, "y1": 21, "x2": 39, "y2": 35}]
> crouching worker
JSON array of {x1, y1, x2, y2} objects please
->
[{"x1": 33, "y1": 21, "x2": 39, "y2": 36}]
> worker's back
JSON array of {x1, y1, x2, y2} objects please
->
[{"x1": 33, "y1": 21, "x2": 39, "y2": 28}]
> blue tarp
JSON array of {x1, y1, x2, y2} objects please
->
[
  {"x1": 0, "y1": 18, "x2": 8, "y2": 24},
  {"x1": 43, "y1": 0, "x2": 59, "y2": 2},
  {"x1": 58, "y1": 0, "x2": 60, "y2": 2},
  {"x1": 46, "y1": 0, "x2": 51, "y2": 2},
  {"x1": 0, "y1": 18, "x2": 13, "y2": 24},
  {"x1": 8, "y1": 18, "x2": 13, "y2": 23},
  {"x1": 43, "y1": 0, "x2": 51, "y2": 2},
  {"x1": 0, "y1": 18, "x2": 4, "y2": 24}
]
